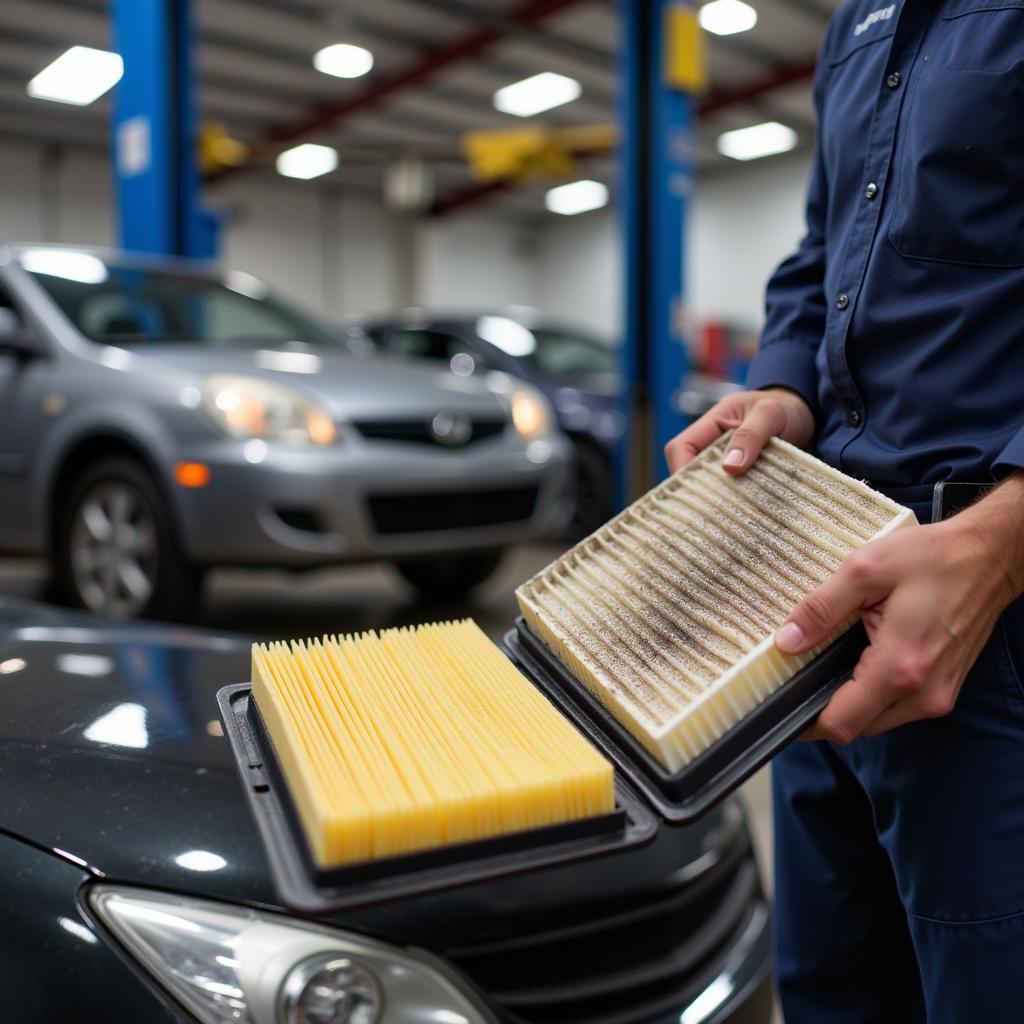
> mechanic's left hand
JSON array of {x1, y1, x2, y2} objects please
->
[{"x1": 773, "y1": 480, "x2": 1024, "y2": 742}]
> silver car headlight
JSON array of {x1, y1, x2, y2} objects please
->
[
  {"x1": 202, "y1": 374, "x2": 338, "y2": 446},
  {"x1": 89, "y1": 886, "x2": 495, "y2": 1024},
  {"x1": 508, "y1": 384, "x2": 555, "y2": 442}
]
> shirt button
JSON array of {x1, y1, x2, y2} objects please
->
[
  {"x1": 847, "y1": 410, "x2": 861, "y2": 427},
  {"x1": 865, "y1": 182, "x2": 879, "y2": 200},
  {"x1": 836, "y1": 293, "x2": 850, "y2": 310},
  {"x1": 887, "y1": 71, "x2": 902, "y2": 89}
]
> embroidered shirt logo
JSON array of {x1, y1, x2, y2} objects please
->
[{"x1": 854, "y1": 3, "x2": 895, "y2": 35}]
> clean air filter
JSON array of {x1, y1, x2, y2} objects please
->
[
  {"x1": 251, "y1": 619, "x2": 615, "y2": 869},
  {"x1": 516, "y1": 437, "x2": 915, "y2": 772}
]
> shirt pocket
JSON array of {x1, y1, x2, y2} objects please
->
[
  {"x1": 940, "y1": 1, "x2": 1024, "y2": 72},
  {"x1": 825, "y1": 21, "x2": 895, "y2": 69},
  {"x1": 888, "y1": 58, "x2": 1024, "y2": 267}
]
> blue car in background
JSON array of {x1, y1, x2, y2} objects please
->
[{"x1": 353, "y1": 309, "x2": 625, "y2": 538}]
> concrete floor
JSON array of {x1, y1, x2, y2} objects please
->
[{"x1": 0, "y1": 543, "x2": 780, "y2": 1020}]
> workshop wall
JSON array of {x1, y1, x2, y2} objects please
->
[
  {"x1": 533, "y1": 147, "x2": 814, "y2": 343},
  {"x1": 0, "y1": 140, "x2": 50, "y2": 241},
  {"x1": 688, "y1": 149, "x2": 811, "y2": 328},
  {"x1": 0, "y1": 138, "x2": 813, "y2": 344},
  {"x1": 536, "y1": 206, "x2": 621, "y2": 342},
  {"x1": 55, "y1": 150, "x2": 114, "y2": 247},
  {"x1": 416, "y1": 215, "x2": 538, "y2": 314}
]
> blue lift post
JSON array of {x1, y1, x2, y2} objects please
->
[
  {"x1": 617, "y1": 0, "x2": 701, "y2": 502},
  {"x1": 111, "y1": 0, "x2": 218, "y2": 258}
]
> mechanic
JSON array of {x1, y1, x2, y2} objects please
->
[{"x1": 665, "y1": 3, "x2": 1024, "y2": 1022}]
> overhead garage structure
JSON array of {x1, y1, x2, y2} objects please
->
[{"x1": 0, "y1": 0, "x2": 828, "y2": 216}]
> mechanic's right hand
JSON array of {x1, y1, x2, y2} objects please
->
[{"x1": 664, "y1": 387, "x2": 815, "y2": 476}]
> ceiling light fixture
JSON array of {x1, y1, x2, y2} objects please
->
[
  {"x1": 276, "y1": 143, "x2": 338, "y2": 180},
  {"x1": 314, "y1": 0, "x2": 374, "y2": 80},
  {"x1": 545, "y1": 179, "x2": 609, "y2": 216},
  {"x1": 27, "y1": 46, "x2": 124, "y2": 106},
  {"x1": 717, "y1": 121, "x2": 797, "y2": 161},
  {"x1": 699, "y1": 0, "x2": 758, "y2": 35},
  {"x1": 494, "y1": 71, "x2": 582, "y2": 118},
  {"x1": 313, "y1": 42, "x2": 374, "y2": 79}
]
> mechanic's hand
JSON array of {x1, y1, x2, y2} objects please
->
[
  {"x1": 664, "y1": 387, "x2": 815, "y2": 476},
  {"x1": 775, "y1": 479, "x2": 1024, "y2": 741}
]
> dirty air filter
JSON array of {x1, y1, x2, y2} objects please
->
[
  {"x1": 250, "y1": 619, "x2": 616, "y2": 869},
  {"x1": 516, "y1": 436, "x2": 915, "y2": 775}
]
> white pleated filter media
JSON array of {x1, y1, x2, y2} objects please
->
[{"x1": 516, "y1": 436, "x2": 916, "y2": 772}]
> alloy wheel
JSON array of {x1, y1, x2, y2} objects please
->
[{"x1": 69, "y1": 481, "x2": 158, "y2": 617}]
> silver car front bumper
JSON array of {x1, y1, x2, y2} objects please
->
[{"x1": 168, "y1": 433, "x2": 574, "y2": 567}]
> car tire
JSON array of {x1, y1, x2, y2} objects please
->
[
  {"x1": 395, "y1": 548, "x2": 505, "y2": 601},
  {"x1": 566, "y1": 440, "x2": 614, "y2": 541},
  {"x1": 52, "y1": 457, "x2": 203, "y2": 621}
]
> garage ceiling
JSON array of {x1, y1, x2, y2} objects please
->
[{"x1": 0, "y1": 0, "x2": 840, "y2": 216}]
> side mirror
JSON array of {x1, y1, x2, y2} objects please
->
[{"x1": 0, "y1": 308, "x2": 36, "y2": 356}]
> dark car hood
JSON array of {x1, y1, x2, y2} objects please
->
[
  {"x1": 0, "y1": 601, "x2": 728, "y2": 945},
  {"x1": 0, "y1": 602, "x2": 266, "y2": 896}
]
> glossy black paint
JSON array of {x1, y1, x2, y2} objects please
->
[
  {"x1": 0, "y1": 831, "x2": 185, "y2": 1021},
  {"x1": 0, "y1": 598, "x2": 771, "y2": 1021}
]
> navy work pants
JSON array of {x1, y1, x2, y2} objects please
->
[{"x1": 772, "y1": 597, "x2": 1024, "y2": 1023}]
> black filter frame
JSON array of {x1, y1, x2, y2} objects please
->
[
  {"x1": 217, "y1": 683, "x2": 657, "y2": 914},
  {"x1": 504, "y1": 617, "x2": 867, "y2": 823}
]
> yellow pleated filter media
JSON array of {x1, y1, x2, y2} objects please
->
[
  {"x1": 251, "y1": 619, "x2": 615, "y2": 869},
  {"x1": 516, "y1": 436, "x2": 917, "y2": 773}
]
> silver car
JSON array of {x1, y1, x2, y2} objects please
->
[{"x1": 0, "y1": 245, "x2": 573, "y2": 619}]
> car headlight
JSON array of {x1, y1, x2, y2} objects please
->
[
  {"x1": 509, "y1": 385, "x2": 555, "y2": 441},
  {"x1": 89, "y1": 886, "x2": 495, "y2": 1024},
  {"x1": 202, "y1": 374, "x2": 338, "y2": 445}
]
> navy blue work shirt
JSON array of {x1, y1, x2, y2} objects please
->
[{"x1": 746, "y1": 0, "x2": 1024, "y2": 493}]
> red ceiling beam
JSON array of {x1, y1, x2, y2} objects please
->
[
  {"x1": 428, "y1": 57, "x2": 818, "y2": 216},
  {"x1": 207, "y1": 0, "x2": 588, "y2": 184}
]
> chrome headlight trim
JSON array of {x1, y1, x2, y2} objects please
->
[{"x1": 88, "y1": 884, "x2": 496, "y2": 1024}]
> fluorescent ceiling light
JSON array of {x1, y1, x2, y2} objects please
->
[
  {"x1": 699, "y1": 0, "x2": 758, "y2": 35},
  {"x1": 717, "y1": 121, "x2": 797, "y2": 161},
  {"x1": 313, "y1": 42, "x2": 374, "y2": 79},
  {"x1": 545, "y1": 179, "x2": 609, "y2": 216},
  {"x1": 27, "y1": 46, "x2": 123, "y2": 106},
  {"x1": 276, "y1": 143, "x2": 338, "y2": 180},
  {"x1": 494, "y1": 71, "x2": 581, "y2": 118}
]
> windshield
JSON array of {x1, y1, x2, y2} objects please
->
[
  {"x1": 474, "y1": 315, "x2": 618, "y2": 380},
  {"x1": 19, "y1": 249, "x2": 340, "y2": 348},
  {"x1": 528, "y1": 327, "x2": 618, "y2": 379}
]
